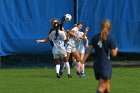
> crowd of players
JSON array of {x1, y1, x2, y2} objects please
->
[{"x1": 36, "y1": 14, "x2": 118, "y2": 93}]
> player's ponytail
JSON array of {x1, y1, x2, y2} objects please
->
[
  {"x1": 53, "y1": 22, "x2": 60, "y2": 40},
  {"x1": 100, "y1": 19, "x2": 111, "y2": 41},
  {"x1": 100, "y1": 28, "x2": 108, "y2": 41}
]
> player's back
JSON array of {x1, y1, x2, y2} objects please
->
[{"x1": 49, "y1": 30, "x2": 66, "y2": 48}]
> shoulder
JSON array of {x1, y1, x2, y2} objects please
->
[
  {"x1": 107, "y1": 35, "x2": 114, "y2": 42},
  {"x1": 49, "y1": 30, "x2": 56, "y2": 36},
  {"x1": 90, "y1": 34, "x2": 100, "y2": 45},
  {"x1": 91, "y1": 34, "x2": 100, "y2": 40},
  {"x1": 72, "y1": 27, "x2": 78, "y2": 31},
  {"x1": 49, "y1": 28, "x2": 55, "y2": 32},
  {"x1": 59, "y1": 30, "x2": 66, "y2": 35},
  {"x1": 49, "y1": 28, "x2": 55, "y2": 34}
]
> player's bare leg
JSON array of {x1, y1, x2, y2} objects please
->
[
  {"x1": 71, "y1": 50, "x2": 83, "y2": 77},
  {"x1": 96, "y1": 79, "x2": 108, "y2": 93}
]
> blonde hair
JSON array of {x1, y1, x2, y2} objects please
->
[
  {"x1": 100, "y1": 19, "x2": 111, "y2": 40},
  {"x1": 101, "y1": 19, "x2": 111, "y2": 31}
]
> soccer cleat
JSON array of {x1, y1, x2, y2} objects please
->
[
  {"x1": 77, "y1": 72, "x2": 82, "y2": 78},
  {"x1": 68, "y1": 74, "x2": 72, "y2": 78},
  {"x1": 59, "y1": 71, "x2": 63, "y2": 77},
  {"x1": 81, "y1": 73, "x2": 86, "y2": 77},
  {"x1": 56, "y1": 73, "x2": 61, "y2": 78}
]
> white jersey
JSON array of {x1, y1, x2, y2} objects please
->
[
  {"x1": 49, "y1": 30, "x2": 67, "y2": 58},
  {"x1": 67, "y1": 27, "x2": 79, "y2": 47},
  {"x1": 75, "y1": 31, "x2": 87, "y2": 54}
]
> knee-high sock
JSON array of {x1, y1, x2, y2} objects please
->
[
  {"x1": 104, "y1": 90, "x2": 110, "y2": 93},
  {"x1": 65, "y1": 62, "x2": 70, "y2": 74},
  {"x1": 96, "y1": 90, "x2": 102, "y2": 93},
  {"x1": 82, "y1": 64, "x2": 85, "y2": 73},
  {"x1": 60, "y1": 61, "x2": 65, "y2": 72},
  {"x1": 56, "y1": 64, "x2": 60, "y2": 74},
  {"x1": 73, "y1": 64, "x2": 77, "y2": 71}
]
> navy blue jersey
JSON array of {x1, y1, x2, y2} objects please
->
[{"x1": 90, "y1": 33, "x2": 116, "y2": 79}]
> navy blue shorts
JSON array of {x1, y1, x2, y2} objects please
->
[{"x1": 94, "y1": 70, "x2": 112, "y2": 80}]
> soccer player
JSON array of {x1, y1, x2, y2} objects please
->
[
  {"x1": 49, "y1": 22, "x2": 72, "y2": 78},
  {"x1": 82, "y1": 19, "x2": 118, "y2": 93},
  {"x1": 72, "y1": 23, "x2": 89, "y2": 77},
  {"x1": 36, "y1": 18, "x2": 65, "y2": 76},
  {"x1": 65, "y1": 23, "x2": 85, "y2": 77}
]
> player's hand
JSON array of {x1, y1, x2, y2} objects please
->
[
  {"x1": 36, "y1": 40, "x2": 40, "y2": 43},
  {"x1": 85, "y1": 27, "x2": 89, "y2": 32},
  {"x1": 86, "y1": 44, "x2": 89, "y2": 48}
]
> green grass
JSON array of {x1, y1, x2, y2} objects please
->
[{"x1": 0, "y1": 68, "x2": 140, "y2": 93}]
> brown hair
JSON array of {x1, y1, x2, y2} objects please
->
[
  {"x1": 101, "y1": 19, "x2": 111, "y2": 31},
  {"x1": 50, "y1": 18, "x2": 58, "y2": 27}
]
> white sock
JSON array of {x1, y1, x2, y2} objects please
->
[
  {"x1": 65, "y1": 62, "x2": 70, "y2": 74},
  {"x1": 56, "y1": 64, "x2": 60, "y2": 74},
  {"x1": 82, "y1": 64, "x2": 85, "y2": 73}
]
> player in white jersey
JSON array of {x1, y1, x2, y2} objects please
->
[
  {"x1": 74, "y1": 26, "x2": 89, "y2": 76},
  {"x1": 36, "y1": 18, "x2": 66, "y2": 77},
  {"x1": 65, "y1": 23, "x2": 86, "y2": 77},
  {"x1": 71, "y1": 23, "x2": 89, "y2": 76},
  {"x1": 49, "y1": 22, "x2": 72, "y2": 78}
]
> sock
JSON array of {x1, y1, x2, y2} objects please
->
[
  {"x1": 73, "y1": 65, "x2": 77, "y2": 71},
  {"x1": 82, "y1": 64, "x2": 85, "y2": 73},
  {"x1": 60, "y1": 61, "x2": 65, "y2": 72},
  {"x1": 104, "y1": 91, "x2": 110, "y2": 93},
  {"x1": 65, "y1": 62, "x2": 70, "y2": 74},
  {"x1": 96, "y1": 90, "x2": 102, "y2": 93},
  {"x1": 56, "y1": 64, "x2": 60, "y2": 74}
]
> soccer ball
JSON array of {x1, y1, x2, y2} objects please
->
[{"x1": 64, "y1": 14, "x2": 72, "y2": 22}]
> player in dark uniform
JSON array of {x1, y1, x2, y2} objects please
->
[{"x1": 82, "y1": 19, "x2": 118, "y2": 93}]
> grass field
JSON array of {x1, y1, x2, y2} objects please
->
[{"x1": 0, "y1": 68, "x2": 140, "y2": 93}]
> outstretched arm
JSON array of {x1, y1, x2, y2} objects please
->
[
  {"x1": 36, "y1": 38, "x2": 49, "y2": 43},
  {"x1": 82, "y1": 27, "x2": 89, "y2": 39},
  {"x1": 36, "y1": 30, "x2": 50, "y2": 43}
]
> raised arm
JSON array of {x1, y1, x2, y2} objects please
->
[{"x1": 82, "y1": 27, "x2": 89, "y2": 39}]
